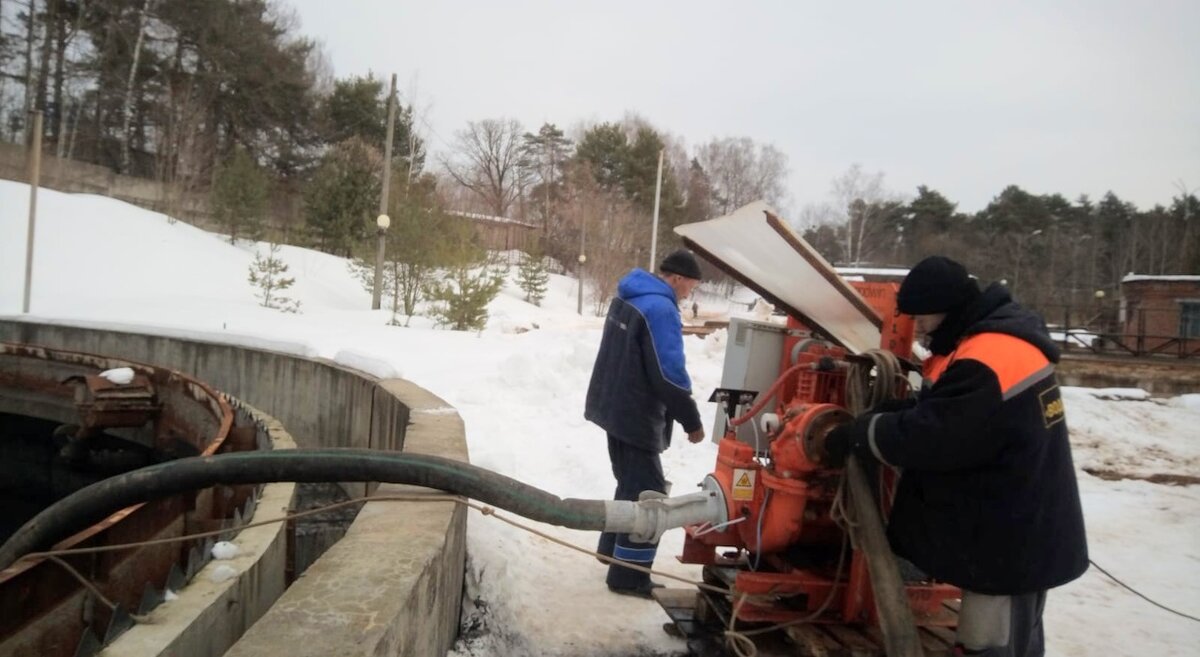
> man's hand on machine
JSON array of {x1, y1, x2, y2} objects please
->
[
  {"x1": 822, "y1": 418, "x2": 873, "y2": 468},
  {"x1": 823, "y1": 396, "x2": 918, "y2": 467},
  {"x1": 822, "y1": 423, "x2": 853, "y2": 467}
]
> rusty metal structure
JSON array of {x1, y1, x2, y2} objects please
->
[{"x1": 0, "y1": 343, "x2": 261, "y2": 657}]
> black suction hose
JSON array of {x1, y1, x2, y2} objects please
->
[{"x1": 0, "y1": 449, "x2": 608, "y2": 571}]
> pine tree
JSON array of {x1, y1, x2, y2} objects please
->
[
  {"x1": 425, "y1": 263, "x2": 505, "y2": 331},
  {"x1": 516, "y1": 246, "x2": 549, "y2": 306},
  {"x1": 387, "y1": 175, "x2": 453, "y2": 320},
  {"x1": 424, "y1": 218, "x2": 504, "y2": 331},
  {"x1": 212, "y1": 147, "x2": 269, "y2": 244},
  {"x1": 323, "y1": 74, "x2": 425, "y2": 175},
  {"x1": 906, "y1": 185, "x2": 958, "y2": 260},
  {"x1": 522, "y1": 123, "x2": 572, "y2": 232},
  {"x1": 574, "y1": 122, "x2": 629, "y2": 193},
  {"x1": 248, "y1": 243, "x2": 301, "y2": 313},
  {"x1": 304, "y1": 137, "x2": 382, "y2": 256}
]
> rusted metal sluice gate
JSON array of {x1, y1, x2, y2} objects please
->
[{"x1": 0, "y1": 342, "x2": 266, "y2": 657}]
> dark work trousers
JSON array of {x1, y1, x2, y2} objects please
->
[
  {"x1": 596, "y1": 434, "x2": 667, "y2": 590},
  {"x1": 954, "y1": 589, "x2": 1047, "y2": 657}
]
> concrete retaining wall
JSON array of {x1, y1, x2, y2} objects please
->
[
  {"x1": 105, "y1": 405, "x2": 297, "y2": 657},
  {"x1": 226, "y1": 380, "x2": 468, "y2": 657},
  {"x1": 0, "y1": 318, "x2": 468, "y2": 657}
]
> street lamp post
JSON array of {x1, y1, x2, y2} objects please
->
[
  {"x1": 372, "y1": 213, "x2": 390, "y2": 311},
  {"x1": 372, "y1": 74, "x2": 398, "y2": 311},
  {"x1": 1091, "y1": 289, "x2": 1108, "y2": 350},
  {"x1": 577, "y1": 211, "x2": 586, "y2": 315},
  {"x1": 1069, "y1": 234, "x2": 1092, "y2": 312},
  {"x1": 576, "y1": 253, "x2": 586, "y2": 316},
  {"x1": 648, "y1": 149, "x2": 663, "y2": 270}
]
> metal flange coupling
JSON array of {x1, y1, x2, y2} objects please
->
[{"x1": 602, "y1": 475, "x2": 728, "y2": 544}]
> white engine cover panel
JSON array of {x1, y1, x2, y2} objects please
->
[{"x1": 675, "y1": 201, "x2": 882, "y2": 354}]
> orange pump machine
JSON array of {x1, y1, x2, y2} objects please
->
[{"x1": 678, "y1": 280, "x2": 960, "y2": 628}]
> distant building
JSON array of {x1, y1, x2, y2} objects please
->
[
  {"x1": 448, "y1": 210, "x2": 538, "y2": 253},
  {"x1": 1119, "y1": 275, "x2": 1200, "y2": 354},
  {"x1": 834, "y1": 266, "x2": 909, "y2": 283}
]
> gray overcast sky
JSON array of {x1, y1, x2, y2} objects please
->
[{"x1": 287, "y1": 0, "x2": 1198, "y2": 215}]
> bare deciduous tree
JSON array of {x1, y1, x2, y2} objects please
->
[
  {"x1": 795, "y1": 202, "x2": 835, "y2": 230},
  {"x1": 119, "y1": 0, "x2": 152, "y2": 173},
  {"x1": 585, "y1": 198, "x2": 642, "y2": 316},
  {"x1": 1174, "y1": 179, "x2": 1198, "y2": 272},
  {"x1": 695, "y1": 136, "x2": 789, "y2": 215},
  {"x1": 558, "y1": 161, "x2": 642, "y2": 315},
  {"x1": 831, "y1": 164, "x2": 901, "y2": 266},
  {"x1": 442, "y1": 118, "x2": 530, "y2": 218},
  {"x1": 21, "y1": 0, "x2": 38, "y2": 138}
]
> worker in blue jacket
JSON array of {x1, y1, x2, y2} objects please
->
[
  {"x1": 586, "y1": 249, "x2": 706, "y2": 598},
  {"x1": 826, "y1": 256, "x2": 1088, "y2": 657}
]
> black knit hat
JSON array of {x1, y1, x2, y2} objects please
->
[
  {"x1": 897, "y1": 256, "x2": 980, "y2": 314},
  {"x1": 659, "y1": 249, "x2": 702, "y2": 280}
]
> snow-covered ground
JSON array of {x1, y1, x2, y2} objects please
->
[{"x1": 3, "y1": 180, "x2": 1198, "y2": 656}]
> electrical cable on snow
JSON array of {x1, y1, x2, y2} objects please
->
[{"x1": 1087, "y1": 559, "x2": 1200, "y2": 623}]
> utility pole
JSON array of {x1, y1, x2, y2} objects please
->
[
  {"x1": 372, "y1": 73, "x2": 398, "y2": 311},
  {"x1": 23, "y1": 111, "x2": 43, "y2": 313},
  {"x1": 544, "y1": 146, "x2": 552, "y2": 240},
  {"x1": 577, "y1": 216, "x2": 586, "y2": 315},
  {"x1": 648, "y1": 149, "x2": 664, "y2": 269}
]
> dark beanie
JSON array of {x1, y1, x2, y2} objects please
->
[
  {"x1": 659, "y1": 249, "x2": 702, "y2": 280},
  {"x1": 897, "y1": 256, "x2": 980, "y2": 314}
]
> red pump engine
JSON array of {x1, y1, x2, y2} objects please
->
[{"x1": 678, "y1": 282, "x2": 959, "y2": 628}]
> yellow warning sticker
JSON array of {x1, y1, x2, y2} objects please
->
[{"x1": 732, "y1": 468, "x2": 756, "y2": 501}]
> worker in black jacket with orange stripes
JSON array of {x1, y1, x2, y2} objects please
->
[{"x1": 826, "y1": 256, "x2": 1088, "y2": 657}]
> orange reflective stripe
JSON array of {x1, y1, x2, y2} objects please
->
[
  {"x1": 953, "y1": 333, "x2": 1052, "y2": 397},
  {"x1": 924, "y1": 354, "x2": 951, "y2": 384}
]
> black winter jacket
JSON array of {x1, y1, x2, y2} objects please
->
[
  {"x1": 856, "y1": 284, "x2": 1088, "y2": 594},
  {"x1": 585, "y1": 269, "x2": 702, "y2": 452}
]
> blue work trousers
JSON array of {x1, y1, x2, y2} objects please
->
[{"x1": 596, "y1": 435, "x2": 667, "y2": 589}]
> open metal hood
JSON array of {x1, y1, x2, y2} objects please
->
[{"x1": 675, "y1": 201, "x2": 883, "y2": 354}]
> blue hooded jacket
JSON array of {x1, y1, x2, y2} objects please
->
[{"x1": 585, "y1": 269, "x2": 702, "y2": 452}]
